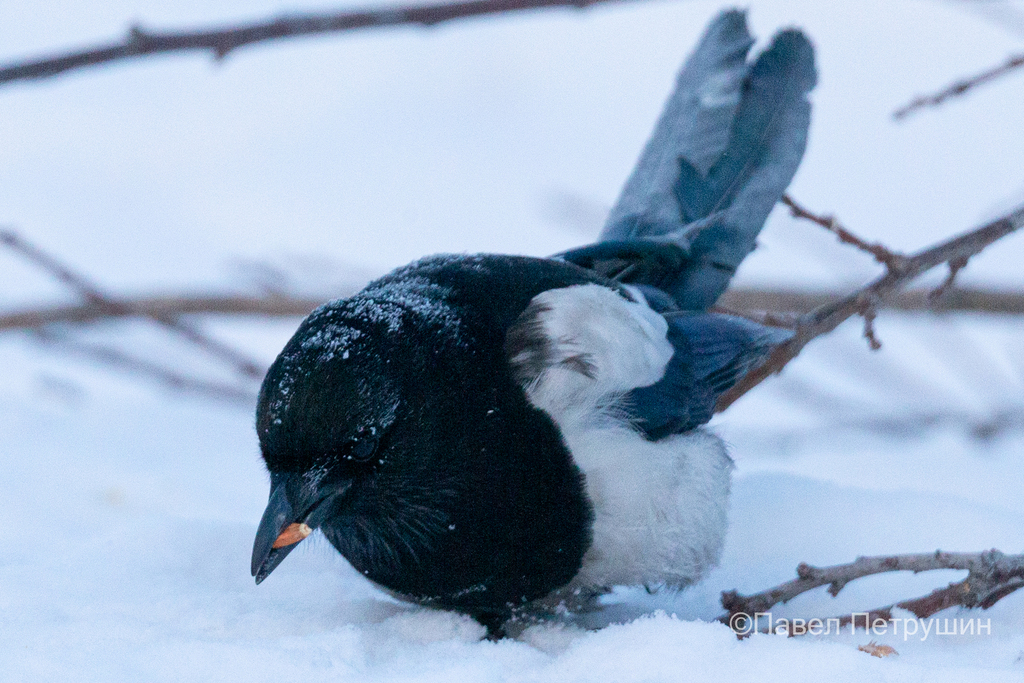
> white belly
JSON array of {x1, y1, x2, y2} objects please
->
[{"x1": 561, "y1": 420, "x2": 731, "y2": 590}]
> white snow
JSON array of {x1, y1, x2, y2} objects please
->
[{"x1": 3, "y1": 0, "x2": 1024, "y2": 679}]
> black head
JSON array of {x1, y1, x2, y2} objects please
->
[
  {"x1": 250, "y1": 277, "x2": 466, "y2": 586},
  {"x1": 250, "y1": 256, "x2": 595, "y2": 618}
]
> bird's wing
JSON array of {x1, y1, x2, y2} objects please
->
[
  {"x1": 624, "y1": 310, "x2": 791, "y2": 439},
  {"x1": 504, "y1": 281, "x2": 790, "y2": 437},
  {"x1": 561, "y1": 10, "x2": 816, "y2": 311}
]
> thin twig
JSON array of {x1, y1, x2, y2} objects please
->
[
  {"x1": 894, "y1": 52, "x2": 1024, "y2": 120},
  {"x1": 715, "y1": 203, "x2": 1024, "y2": 412},
  {"x1": 0, "y1": 229, "x2": 266, "y2": 379},
  {"x1": 720, "y1": 549, "x2": 1024, "y2": 636},
  {"x1": 780, "y1": 194, "x2": 907, "y2": 271},
  {"x1": 929, "y1": 255, "x2": 969, "y2": 302},
  {"x1": 32, "y1": 328, "x2": 259, "y2": 405},
  {"x1": 858, "y1": 296, "x2": 882, "y2": 350},
  {"x1": 0, "y1": 0, "x2": 630, "y2": 87}
]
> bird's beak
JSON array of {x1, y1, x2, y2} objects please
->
[
  {"x1": 251, "y1": 478, "x2": 303, "y2": 584},
  {"x1": 251, "y1": 473, "x2": 349, "y2": 584}
]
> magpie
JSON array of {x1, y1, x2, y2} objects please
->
[{"x1": 250, "y1": 10, "x2": 816, "y2": 638}]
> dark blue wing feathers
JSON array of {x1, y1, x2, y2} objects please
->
[{"x1": 625, "y1": 313, "x2": 792, "y2": 440}]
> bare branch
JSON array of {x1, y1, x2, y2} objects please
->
[
  {"x1": 893, "y1": 52, "x2": 1024, "y2": 120},
  {"x1": 0, "y1": 293, "x2": 326, "y2": 331},
  {"x1": 0, "y1": 0, "x2": 631, "y2": 87},
  {"x1": 715, "y1": 203, "x2": 1024, "y2": 412},
  {"x1": 781, "y1": 194, "x2": 907, "y2": 271},
  {"x1": 718, "y1": 286, "x2": 1024, "y2": 316},
  {"x1": 6, "y1": 284, "x2": 1024, "y2": 334},
  {"x1": 720, "y1": 549, "x2": 1024, "y2": 636},
  {"x1": 32, "y1": 328, "x2": 258, "y2": 405},
  {"x1": 710, "y1": 305, "x2": 799, "y2": 330},
  {"x1": 858, "y1": 296, "x2": 882, "y2": 351},
  {"x1": 929, "y1": 255, "x2": 970, "y2": 302},
  {"x1": 0, "y1": 230, "x2": 113, "y2": 305},
  {"x1": 0, "y1": 229, "x2": 266, "y2": 380}
]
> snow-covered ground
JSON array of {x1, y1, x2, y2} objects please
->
[{"x1": 3, "y1": 0, "x2": 1024, "y2": 679}]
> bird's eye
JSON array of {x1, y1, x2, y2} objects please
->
[{"x1": 343, "y1": 426, "x2": 380, "y2": 463}]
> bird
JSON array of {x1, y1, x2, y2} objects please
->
[{"x1": 250, "y1": 9, "x2": 816, "y2": 639}]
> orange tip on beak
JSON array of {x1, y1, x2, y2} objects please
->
[{"x1": 272, "y1": 522, "x2": 312, "y2": 549}]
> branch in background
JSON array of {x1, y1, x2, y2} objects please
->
[
  {"x1": 720, "y1": 549, "x2": 1024, "y2": 636},
  {"x1": 858, "y1": 296, "x2": 883, "y2": 350},
  {"x1": 840, "y1": 406, "x2": 1024, "y2": 442},
  {"x1": 0, "y1": 293, "x2": 326, "y2": 331},
  {"x1": 780, "y1": 194, "x2": 906, "y2": 270},
  {"x1": 0, "y1": 0, "x2": 629, "y2": 87},
  {"x1": 719, "y1": 286, "x2": 1024, "y2": 316},
  {"x1": 4, "y1": 203, "x2": 1024, "y2": 407},
  {"x1": 709, "y1": 305, "x2": 800, "y2": 330},
  {"x1": 715, "y1": 202, "x2": 1024, "y2": 412},
  {"x1": 893, "y1": 51, "x2": 1024, "y2": 120},
  {"x1": 32, "y1": 328, "x2": 258, "y2": 405},
  {"x1": 0, "y1": 229, "x2": 265, "y2": 379},
  {"x1": 6, "y1": 284, "x2": 1024, "y2": 333},
  {"x1": 731, "y1": 401, "x2": 1024, "y2": 444},
  {"x1": 929, "y1": 255, "x2": 970, "y2": 301}
]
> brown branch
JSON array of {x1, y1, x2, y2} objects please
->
[
  {"x1": 780, "y1": 194, "x2": 907, "y2": 271},
  {"x1": 0, "y1": 229, "x2": 266, "y2": 380},
  {"x1": 0, "y1": 293, "x2": 326, "y2": 330},
  {"x1": 929, "y1": 255, "x2": 969, "y2": 302},
  {"x1": 0, "y1": 0, "x2": 631, "y2": 87},
  {"x1": 858, "y1": 296, "x2": 882, "y2": 351},
  {"x1": 893, "y1": 52, "x2": 1024, "y2": 120},
  {"x1": 710, "y1": 305, "x2": 799, "y2": 330},
  {"x1": 715, "y1": 203, "x2": 1024, "y2": 412},
  {"x1": 6, "y1": 284, "x2": 1024, "y2": 334},
  {"x1": 32, "y1": 328, "x2": 259, "y2": 405},
  {"x1": 718, "y1": 286, "x2": 1024, "y2": 316},
  {"x1": 720, "y1": 549, "x2": 1024, "y2": 636}
]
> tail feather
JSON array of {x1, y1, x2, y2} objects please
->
[
  {"x1": 603, "y1": 9, "x2": 754, "y2": 237},
  {"x1": 668, "y1": 28, "x2": 816, "y2": 309},
  {"x1": 573, "y1": 9, "x2": 816, "y2": 311}
]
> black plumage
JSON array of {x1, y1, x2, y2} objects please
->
[
  {"x1": 255, "y1": 256, "x2": 607, "y2": 625},
  {"x1": 250, "y1": 10, "x2": 816, "y2": 638}
]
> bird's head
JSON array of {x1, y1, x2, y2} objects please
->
[{"x1": 250, "y1": 286, "x2": 464, "y2": 585}]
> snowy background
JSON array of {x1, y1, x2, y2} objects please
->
[{"x1": 3, "y1": 0, "x2": 1024, "y2": 679}]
